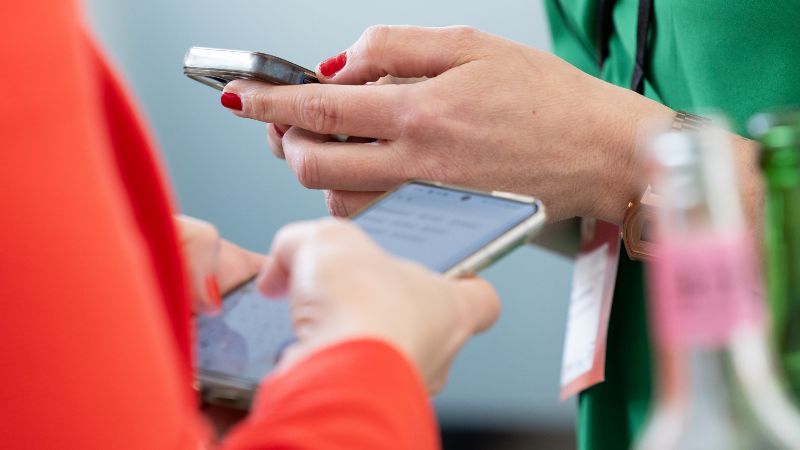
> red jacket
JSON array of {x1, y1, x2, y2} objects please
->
[{"x1": 0, "y1": 1, "x2": 437, "y2": 448}]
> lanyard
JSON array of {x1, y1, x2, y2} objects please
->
[
  {"x1": 594, "y1": 0, "x2": 655, "y2": 94},
  {"x1": 553, "y1": 0, "x2": 654, "y2": 94},
  {"x1": 631, "y1": 0, "x2": 654, "y2": 94}
]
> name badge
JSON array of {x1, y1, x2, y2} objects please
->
[{"x1": 559, "y1": 219, "x2": 620, "y2": 400}]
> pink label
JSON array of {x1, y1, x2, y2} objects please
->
[{"x1": 648, "y1": 232, "x2": 764, "y2": 349}]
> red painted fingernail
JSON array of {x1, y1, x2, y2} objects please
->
[
  {"x1": 221, "y1": 92, "x2": 242, "y2": 111},
  {"x1": 205, "y1": 275, "x2": 222, "y2": 309},
  {"x1": 319, "y1": 51, "x2": 347, "y2": 78},
  {"x1": 274, "y1": 124, "x2": 286, "y2": 137}
]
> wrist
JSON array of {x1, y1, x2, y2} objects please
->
[{"x1": 585, "y1": 88, "x2": 674, "y2": 224}]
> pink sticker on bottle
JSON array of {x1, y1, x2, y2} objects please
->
[{"x1": 648, "y1": 232, "x2": 764, "y2": 349}]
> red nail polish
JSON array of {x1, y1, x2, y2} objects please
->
[
  {"x1": 274, "y1": 124, "x2": 286, "y2": 137},
  {"x1": 319, "y1": 51, "x2": 347, "y2": 78},
  {"x1": 205, "y1": 275, "x2": 222, "y2": 309},
  {"x1": 221, "y1": 92, "x2": 242, "y2": 111}
]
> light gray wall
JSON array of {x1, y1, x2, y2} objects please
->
[{"x1": 85, "y1": 0, "x2": 576, "y2": 429}]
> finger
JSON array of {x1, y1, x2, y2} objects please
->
[
  {"x1": 216, "y1": 240, "x2": 265, "y2": 294},
  {"x1": 275, "y1": 130, "x2": 370, "y2": 166},
  {"x1": 282, "y1": 127, "x2": 407, "y2": 191},
  {"x1": 450, "y1": 277, "x2": 501, "y2": 334},
  {"x1": 224, "y1": 80, "x2": 407, "y2": 139},
  {"x1": 324, "y1": 190, "x2": 383, "y2": 217},
  {"x1": 318, "y1": 25, "x2": 480, "y2": 85},
  {"x1": 174, "y1": 215, "x2": 222, "y2": 313},
  {"x1": 268, "y1": 123, "x2": 291, "y2": 159},
  {"x1": 256, "y1": 220, "x2": 319, "y2": 298},
  {"x1": 257, "y1": 219, "x2": 353, "y2": 298}
]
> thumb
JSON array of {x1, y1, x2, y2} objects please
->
[
  {"x1": 317, "y1": 25, "x2": 479, "y2": 84},
  {"x1": 174, "y1": 215, "x2": 223, "y2": 313},
  {"x1": 450, "y1": 277, "x2": 501, "y2": 334}
]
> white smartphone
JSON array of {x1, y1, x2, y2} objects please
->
[
  {"x1": 196, "y1": 181, "x2": 546, "y2": 408},
  {"x1": 183, "y1": 47, "x2": 318, "y2": 91}
]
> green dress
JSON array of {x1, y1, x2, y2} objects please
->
[{"x1": 544, "y1": 1, "x2": 800, "y2": 448}]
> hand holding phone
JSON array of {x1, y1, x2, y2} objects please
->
[
  {"x1": 197, "y1": 181, "x2": 545, "y2": 408},
  {"x1": 258, "y1": 218, "x2": 502, "y2": 394}
]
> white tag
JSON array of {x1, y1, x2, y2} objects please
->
[
  {"x1": 560, "y1": 243, "x2": 608, "y2": 386},
  {"x1": 559, "y1": 219, "x2": 620, "y2": 399}
]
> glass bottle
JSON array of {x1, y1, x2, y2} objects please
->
[
  {"x1": 751, "y1": 111, "x2": 800, "y2": 403},
  {"x1": 634, "y1": 126, "x2": 800, "y2": 450}
]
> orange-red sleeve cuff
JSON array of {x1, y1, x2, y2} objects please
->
[{"x1": 222, "y1": 339, "x2": 439, "y2": 450}]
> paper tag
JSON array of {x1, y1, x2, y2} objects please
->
[{"x1": 559, "y1": 219, "x2": 620, "y2": 400}]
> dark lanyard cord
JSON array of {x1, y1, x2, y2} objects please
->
[
  {"x1": 596, "y1": 0, "x2": 653, "y2": 95},
  {"x1": 596, "y1": 0, "x2": 618, "y2": 67},
  {"x1": 631, "y1": 0, "x2": 654, "y2": 94},
  {"x1": 552, "y1": 0, "x2": 654, "y2": 94}
]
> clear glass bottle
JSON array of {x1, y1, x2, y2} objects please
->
[{"x1": 633, "y1": 126, "x2": 800, "y2": 450}]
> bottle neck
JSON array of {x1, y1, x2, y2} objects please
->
[{"x1": 653, "y1": 344, "x2": 731, "y2": 409}]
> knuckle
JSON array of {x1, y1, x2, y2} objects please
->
[
  {"x1": 297, "y1": 94, "x2": 341, "y2": 133},
  {"x1": 181, "y1": 216, "x2": 219, "y2": 243},
  {"x1": 267, "y1": 126, "x2": 286, "y2": 159},
  {"x1": 289, "y1": 150, "x2": 321, "y2": 189},
  {"x1": 359, "y1": 25, "x2": 391, "y2": 62},
  {"x1": 401, "y1": 99, "x2": 438, "y2": 137},
  {"x1": 270, "y1": 143, "x2": 285, "y2": 159},
  {"x1": 402, "y1": 106, "x2": 429, "y2": 132},
  {"x1": 324, "y1": 191, "x2": 351, "y2": 217},
  {"x1": 272, "y1": 222, "x2": 297, "y2": 244},
  {"x1": 310, "y1": 218, "x2": 353, "y2": 242},
  {"x1": 247, "y1": 90, "x2": 272, "y2": 120},
  {"x1": 204, "y1": 223, "x2": 221, "y2": 242},
  {"x1": 447, "y1": 25, "x2": 480, "y2": 41}
]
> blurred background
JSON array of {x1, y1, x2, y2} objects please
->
[{"x1": 85, "y1": 1, "x2": 576, "y2": 447}]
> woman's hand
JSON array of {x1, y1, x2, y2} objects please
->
[
  {"x1": 265, "y1": 75, "x2": 425, "y2": 160},
  {"x1": 222, "y1": 25, "x2": 674, "y2": 223},
  {"x1": 257, "y1": 218, "x2": 500, "y2": 393},
  {"x1": 175, "y1": 215, "x2": 264, "y2": 313}
]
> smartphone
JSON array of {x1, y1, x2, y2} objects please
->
[
  {"x1": 183, "y1": 47, "x2": 318, "y2": 91},
  {"x1": 196, "y1": 181, "x2": 546, "y2": 408}
]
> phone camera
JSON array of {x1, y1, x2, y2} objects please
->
[{"x1": 461, "y1": 195, "x2": 471, "y2": 201}]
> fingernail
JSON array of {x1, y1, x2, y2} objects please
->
[
  {"x1": 274, "y1": 124, "x2": 286, "y2": 137},
  {"x1": 221, "y1": 92, "x2": 243, "y2": 111},
  {"x1": 205, "y1": 275, "x2": 222, "y2": 309},
  {"x1": 319, "y1": 51, "x2": 347, "y2": 78}
]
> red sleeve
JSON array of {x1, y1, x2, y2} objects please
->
[
  {"x1": 0, "y1": 1, "x2": 207, "y2": 448},
  {"x1": 223, "y1": 339, "x2": 439, "y2": 450},
  {"x1": 0, "y1": 1, "x2": 438, "y2": 449}
]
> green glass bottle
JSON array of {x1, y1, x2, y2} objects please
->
[{"x1": 751, "y1": 111, "x2": 800, "y2": 402}]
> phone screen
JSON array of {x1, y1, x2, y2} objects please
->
[{"x1": 196, "y1": 183, "x2": 538, "y2": 384}]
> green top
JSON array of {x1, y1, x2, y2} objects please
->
[{"x1": 545, "y1": 1, "x2": 800, "y2": 449}]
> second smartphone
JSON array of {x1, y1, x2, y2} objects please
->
[{"x1": 196, "y1": 181, "x2": 546, "y2": 408}]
